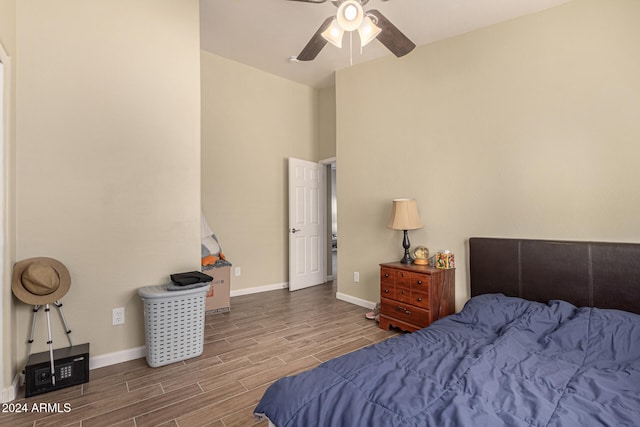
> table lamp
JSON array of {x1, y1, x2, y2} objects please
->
[{"x1": 387, "y1": 199, "x2": 423, "y2": 264}]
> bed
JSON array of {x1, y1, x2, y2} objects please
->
[{"x1": 254, "y1": 238, "x2": 640, "y2": 426}]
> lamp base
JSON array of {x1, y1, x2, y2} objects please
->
[
  {"x1": 400, "y1": 230, "x2": 413, "y2": 264},
  {"x1": 400, "y1": 253, "x2": 413, "y2": 264}
]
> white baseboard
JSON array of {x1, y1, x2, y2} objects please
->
[
  {"x1": 336, "y1": 292, "x2": 376, "y2": 309},
  {"x1": 1, "y1": 374, "x2": 19, "y2": 403},
  {"x1": 89, "y1": 346, "x2": 146, "y2": 370},
  {"x1": 230, "y1": 282, "x2": 288, "y2": 297}
]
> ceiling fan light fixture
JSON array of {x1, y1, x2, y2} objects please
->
[
  {"x1": 337, "y1": 0, "x2": 364, "y2": 31},
  {"x1": 321, "y1": 18, "x2": 344, "y2": 48},
  {"x1": 358, "y1": 16, "x2": 381, "y2": 47},
  {"x1": 344, "y1": 4, "x2": 358, "y2": 21}
]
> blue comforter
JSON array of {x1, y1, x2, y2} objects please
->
[{"x1": 254, "y1": 294, "x2": 640, "y2": 426}]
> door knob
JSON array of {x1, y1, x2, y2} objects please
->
[{"x1": 290, "y1": 228, "x2": 301, "y2": 234}]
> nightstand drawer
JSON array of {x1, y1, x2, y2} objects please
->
[
  {"x1": 381, "y1": 285, "x2": 395, "y2": 299},
  {"x1": 380, "y1": 299, "x2": 430, "y2": 327},
  {"x1": 394, "y1": 270, "x2": 411, "y2": 286},
  {"x1": 411, "y1": 274, "x2": 429, "y2": 289},
  {"x1": 380, "y1": 268, "x2": 394, "y2": 284},
  {"x1": 396, "y1": 285, "x2": 411, "y2": 303},
  {"x1": 412, "y1": 290, "x2": 430, "y2": 309}
]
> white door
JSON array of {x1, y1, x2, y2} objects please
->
[{"x1": 288, "y1": 158, "x2": 327, "y2": 291}]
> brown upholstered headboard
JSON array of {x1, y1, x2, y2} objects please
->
[{"x1": 469, "y1": 238, "x2": 640, "y2": 315}]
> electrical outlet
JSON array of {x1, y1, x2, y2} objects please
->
[
  {"x1": 235, "y1": 267, "x2": 241, "y2": 276},
  {"x1": 354, "y1": 272, "x2": 360, "y2": 283},
  {"x1": 112, "y1": 307, "x2": 125, "y2": 325}
]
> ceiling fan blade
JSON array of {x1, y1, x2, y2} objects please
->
[
  {"x1": 296, "y1": 16, "x2": 334, "y2": 61},
  {"x1": 367, "y1": 9, "x2": 416, "y2": 57}
]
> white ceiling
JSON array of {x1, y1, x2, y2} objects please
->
[{"x1": 200, "y1": 0, "x2": 571, "y2": 88}]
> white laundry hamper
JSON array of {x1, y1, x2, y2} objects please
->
[{"x1": 138, "y1": 284, "x2": 210, "y2": 367}]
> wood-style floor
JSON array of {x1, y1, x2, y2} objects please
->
[{"x1": 2, "y1": 281, "x2": 399, "y2": 427}]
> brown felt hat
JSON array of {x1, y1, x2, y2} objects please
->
[{"x1": 11, "y1": 257, "x2": 71, "y2": 305}]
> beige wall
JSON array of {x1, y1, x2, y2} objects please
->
[
  {"x1": 13, "y1": 0, "x2": 201, "y2": 375},
  {"x1": 317, "y1": 85, "x2": 337, "y2": 161},
  {"x1": 0, "y1": 0, "x2": 16, "y2": 395},
  {"x1": 317, "y1": 86, "x2": 337, "y2": 278},
  {"x1": 336, "y1": 0, "x2": 640, "y2": 309},
  {"x1": 201, "y1": 52, "x2": 318, "y2": 291}
]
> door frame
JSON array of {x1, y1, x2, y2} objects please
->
[
  {"x1": 0, "y1": 41, "x2": 10, "y2": 402},
  {"x1": 319, "y1": 157, "x2": 336, "y2": 280}
]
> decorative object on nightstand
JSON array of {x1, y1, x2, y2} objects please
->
[
  {"x1": 387, "y1": 198, "x2": 423, "y2": 264},
  {"x1": 436, "y1": 250, "x2": 455, "y2": 269},
  {"x1": 378, "y1": 262, "x2": 455, "y2": 332},
  {"x1": 413, "y1": 246, "x2": 430, "y2": 265}
]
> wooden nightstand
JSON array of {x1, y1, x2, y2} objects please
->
[{"x1": 379, "y1": 262, "x2": 455, "y2": 332}]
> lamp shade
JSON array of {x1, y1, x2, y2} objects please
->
[
  {"x1": 387, "y1": 199, "x2": 423, "y2": 230},
  {"x1": 321, "y1": 18, "x2": 344, "y2": 48},
  {"x1": 358, "y1": 16, "x2": 382, "y2": 47}
]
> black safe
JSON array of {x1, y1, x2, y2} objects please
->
[{"x1": 24, "y1": 343, "x2": 89, "y2": 397}]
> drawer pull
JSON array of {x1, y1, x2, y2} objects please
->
[
  {"x1": 417, "y1": 297, "x2": 422, "y2": 302},
  {"x1": 417, "y1": 280, "x2": 422, "y2": 285},
  {"x1": 384, "y1": 289, "x2": 389, "y2": 293},
  {"x1": 384, "y1": 273, "x2": 389, "y2": 278},
  {"x1": 395, "y1": 306, "x2": 411, "y2": 315},
  {"x1": 401, "y1": 290, "x2": 405, "y2": 295}
]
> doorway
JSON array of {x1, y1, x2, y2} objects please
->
[
  {"x1": 329, "y1": 161, "x2": 337, "y2": 280},
  {"x1": 319, "y1": 157, "x2": 337, "y2": 281},
  {"x1": 288, "y1": 157, "x2": 336, "y2": 291}
]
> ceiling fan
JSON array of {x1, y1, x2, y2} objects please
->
[{"x1": 287, "y1": 0, "x2": 416, "y2": 61}]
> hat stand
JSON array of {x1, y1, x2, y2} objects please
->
[{"x1": 27, "y1": 300, "x2": 72, "y2": 386}]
